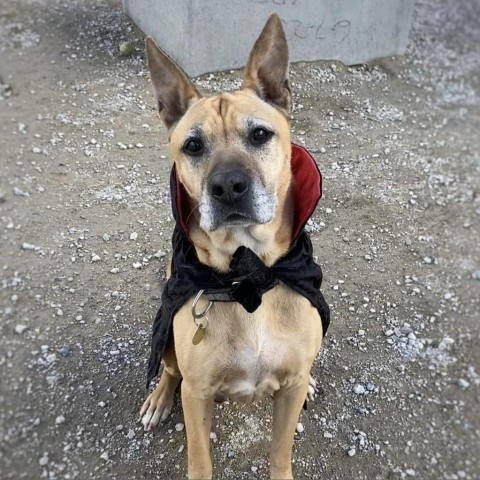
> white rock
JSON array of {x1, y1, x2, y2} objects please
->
[
  {"x1": 14, "y1": 187, "x2": 29, "y2": 196},
  {"x1": 458, "y1": 378, "x2": 470, "y2": 389},
  {"x1": 91, "y1": 254, "x2": 101, "y2": 262},
  {"x1": 55, "y1": 415, "x2": 65, "y2": 424},
  {"x1": 130, "y1": 232, "x2": 138, "y2": 240},
  {"x1": 353, "y1": 384, "x2": 365, "y2": 395},
  {"x1": 153, "y1": 250, "x2": 166, "y2": 258},
  {"x1": 46, "y1": 353, "x2": 57, "y2": 363},
  {"x1": 175, "y1": 423, "x2": 185, "y2": 432},
  {"x1": 347, "y1": 447, "x2": 356, "y2": 456},
  {"x1": 22, "y1": 242, "x2": 37, "y2": 250},
  {"x1": 132, "y1": 262, "x2": 142, "y2": 269},
  {"x1": 39, "y1": 454, "x2": 49, "y2": 466},
  {"x1": 110, "y1": 268, "x2": 119, "y2": 274},
  {"x1": 102, "y1": 233, "x2": 110, "y2": 241},
  {"x1": 406, "y1": 469, "x2": 416, "y2": 476},
  {"x1": 15, "y1": 324, "x2": 28, "y2": 334},
  {"x1": 100, "y1": 452, "x2": 109, "y2": 461},
  {"x1": 296, "y1": 422, "x2": 304, "y2": 433}
]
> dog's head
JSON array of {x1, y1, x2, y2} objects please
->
[{"x1": 146, "y1": 14, "x2": 291, "y2": 233}]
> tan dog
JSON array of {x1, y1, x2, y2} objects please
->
[{"x1": 140, "y1": 14, "x2": 325, "y2": 480}]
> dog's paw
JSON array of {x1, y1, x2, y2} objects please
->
[
  {"x1": 307, "y1": 374, "x2": 318, "y2": 401},
  {"x1": 139, "y1": 384, "x2": 175, "y2": 431}
]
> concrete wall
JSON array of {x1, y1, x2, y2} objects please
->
[{"x1": 124, "y1": 0, "x2": 414, "y2": 76}]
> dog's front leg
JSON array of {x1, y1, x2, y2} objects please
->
[
  {"x1": 270, "y1": 379, "x2": 309, "y2": 480},
  {"x1": 182, "y1": 381, "x2": 214, "y2": 480}
]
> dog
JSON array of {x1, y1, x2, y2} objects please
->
[{"x1": 139, "y1": 14, "x2": 330, "y2": 479}]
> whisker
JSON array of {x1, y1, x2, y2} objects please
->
[{"x1": 185, "y1": 203, "x2": 200, "y2": 226}]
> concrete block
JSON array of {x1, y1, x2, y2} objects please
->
[{"x1": 124, "y1": 0, "x2": 414, "y2": 76}]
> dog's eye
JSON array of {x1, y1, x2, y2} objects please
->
[
  {"x1": 183, "y1": 138, "x2": 204, "y2": 156},
  {"x1": 250, "y1": 127, "x2": 273, "y2": 145}
]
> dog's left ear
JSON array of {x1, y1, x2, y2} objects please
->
[{"x1": 242, "y1": 13, "x2": 291, "y2": 112}]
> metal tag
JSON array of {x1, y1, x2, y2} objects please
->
[{"x1": 192, "y1": 325, "x2": 205, "y2": 345}]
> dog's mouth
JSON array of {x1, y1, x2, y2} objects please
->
[{"x1": 224, "y1": 212, "x2": 252, "y2": 225}]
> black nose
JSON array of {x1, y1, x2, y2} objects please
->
[{"x1": 209, "y1": 168, "x2": 250, "y2": 205}]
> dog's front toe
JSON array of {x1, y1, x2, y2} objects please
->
[
  {"x1": 307, "y1": 374, "x2": 318, "y2": 401},
  {"x1": 139, "y1": 372, "x2": 180, "y2": 431}
]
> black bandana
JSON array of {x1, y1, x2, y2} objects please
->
[{"x1": 147, "y1": 145, "x2": 330, "y2": 387}]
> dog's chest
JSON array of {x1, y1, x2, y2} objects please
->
[
  {"x1": 211, "y1": 303, "x2": 305, "y2": 402},
  {"x1": 219, "y1": 325, "x2": 285, "y2": 401}
]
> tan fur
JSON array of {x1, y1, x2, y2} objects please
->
[{"x1": 140, "y1": 14, "x2": 324, "y2": 479}]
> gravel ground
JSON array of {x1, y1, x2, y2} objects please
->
[{"x1": 1, "y1": 1, "x2": 479, "y2": 479}]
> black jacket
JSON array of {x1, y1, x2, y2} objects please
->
[{"x1": 147, "y1": 144, "x2": 330, "y2": 387}]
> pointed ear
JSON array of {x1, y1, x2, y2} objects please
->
[
  {"x1": 242, "y1": 14, "x2": 291, "y2": 112},
  {"x1": 145, "y1": 37, "x2": 201, "y2": 129}
]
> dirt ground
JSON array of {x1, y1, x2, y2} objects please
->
[{"x1": 1, "y1": 0, "x2": 479, "y2": 479}]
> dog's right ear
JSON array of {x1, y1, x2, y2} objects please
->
[{"x1": 145, "y1": 37, "x2": 201, "y2": 129}]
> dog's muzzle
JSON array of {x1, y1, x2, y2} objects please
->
[
  {"x1": 206, "y1": 165, "x2": 255, "y2": 226},
  {"x1": 199, "y1": 163, "x2": 275, "y2": 231}
]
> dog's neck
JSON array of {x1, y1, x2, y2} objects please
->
[{"x1": 187, "y1": 188, "x2": 294, "y2": 272}]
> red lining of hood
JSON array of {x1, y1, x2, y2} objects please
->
[{"x1": 175, "y1": 143, "x2": 323, "y2": 239}]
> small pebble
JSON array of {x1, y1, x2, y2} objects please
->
[
  {"x1": 14, "y1": 187, "x2": 29, "y2": 197},
  {"x1": 15, "y1": 324, "x2": 28, "y2": 334},
  {"x1": 100, "y1": 452, "x2": 109, "y2": 461},
  {"x1": 296, "y1": 422, "x2": 304, "y2": 433},
  {"x1": 353, "y1": 384, "x2": 365, "y2": 395},
  {"x1": 45, "y1": 353, "x2": 57, "y2": 363},
  {"x1": 130, "y1": 232, "x2": 138, "y2": 240},
  {"x1": 55, "y1": 415, "x2": 65, "y2": 425},
  {"x1": 175, "y1": 423, "x2": 185, "y2": 432},
  {"x1": 91, "y1": 254, "x2": 101, "y2": 262},
  {"x1": 458, "y1": 378, "x2": 470, "y2": 389},
  {"x1": 347, "y1": 447, "x2": 356, "y2": 456}
]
